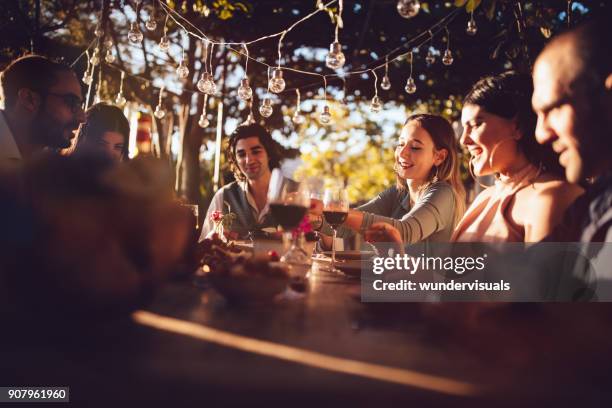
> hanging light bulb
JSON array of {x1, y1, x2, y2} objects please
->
[
  {"x1": 159, "y1": 35, "x2": 170, "y2": 51},
  {"x1": 83, "y1": 71, "x2": 93, "y2": 85},
  {"x1": 115, "y1": 92, "x2": 126, "y2": 106},
  {"x1": 397, "y1": 0, "x2": 421, "y2": 19},
  {"x1": 381, "y1": 75, "x2": 391, "y2": 91},
  {"x1": 104, "y1": 49, "x2": 116, "y2": 64},
  {"x1": 292, "y1": 111, "x2": 305, "y2": 125},
  {"x1": 370, "y1": 96, "x2": 382, "y2": 113},
  {"x1": 94, "y1": 25, "x2": 104, "y2": 38},
  {"x1": 237, "y1": 78, "x2": 253, "y2": 101},
  {"x1": 442, "y1": 27, "x2": 454, "y2": 66},
  {"x1": 176, "y1": 50, "x2": 189, "y2": 79},
  {"x1": 90, "y1": 49, "x2": 100, "y2": 66},
  {"x1": 197, "y1": 73, "x2": 216, "y2": 95},
  {"x1": 128, "y1": 22, "x2": 144, "y2": 44},
  {"x1": 405, "y1": 77, "x2": 417, "y2": 94},
  {"x1": 319, "y1": 105, "x2": 331, "y2": 124},
  {"x1": 466, "y1": 14, "x2": 478, "y2": 35},
  {"x1": 269, "y1": 68, "x2": 286, "y2": 93},
  {"x1": 325, "y1": 41, "x2": 346, "y2": 70},
  {"x1": 196, "y1": 73, "x2": 208, "y2": 93},
  {"x1": 154, "y1": 87, "x2": 166, "y2": 119},
  {"x1": 442, "y1": 49, "x2": 454, "y2": 65},
  {"x1": 198, "y1": 114, "x2": 210, "y2": 128},
  {"x1": 425, "y1": 49, "x2": 436, "y2": 65},
  {"x1": 259, "y1": 97, "x2": 273, "y2": 118},
  {"x1": 145, "y1": 17, "x2": 157, "y2": 31},
  {"x1": 154, "y1": 105, "x2": 166, "y2": 119}
]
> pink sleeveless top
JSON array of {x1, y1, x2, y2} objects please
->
[{"x1": 452, "y1": 164, "x2": 540, "y2": 242}]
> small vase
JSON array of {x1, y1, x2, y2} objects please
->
[{"x1": 212, "y1": 220, "x2": 227, "y2": 242}]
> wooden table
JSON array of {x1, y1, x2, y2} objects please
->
[{"x1": 3, "y1": 262, "x2": 612, "y2": 407}]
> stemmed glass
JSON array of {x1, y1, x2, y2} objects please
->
[
  {"x1": 323, "y1": 185, "x2": 349, "y2": 273},
  {"x1": 267, "y1": 170, "x2": 311, "y2": 264}
]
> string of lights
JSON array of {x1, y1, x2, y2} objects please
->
[{"x1": 77, "y1": 0, "x2": 470, "y2": 125}]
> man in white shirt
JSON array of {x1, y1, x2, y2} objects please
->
[
  {"x1": 199, "y1": 123, "x2": 293, "y2": 240},
  {"x1": 0, "y1": 55, "x2": 86, "y2": 162}
]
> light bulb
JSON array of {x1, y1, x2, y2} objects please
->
[
  {"x1": 381, "y1": 75, "x2": 391, "y2": 90},
  {"x1": 442, "y1": 49, "x2": 454, "y2": 66},
  {"x1": 104, "y1": 49, "x2": 115, "y2": 64},
  {"x1": 292, "y1": 111, "x2": 305, "y2": 125},
  {"x1": 115, "y1": 92, "x2": 126, "y2": 106},
  {"x1": 176, "y1": 61, "x2": 189, "y2": 79},
  {"x1": 259, "y1": 98, "x2": 273, "y2": 118},
  {"x1": 196, "y1": 73, "x2": 216, "y2": 95},
  {"x1": 82, "y1": 72, "x2": 92, "y2": 85},
  {"x1": 319, "y1": 105, "x2": 331, "y2": 124},
  {"x1": 325, "y1": 41, "x2": 346, "y2": 70},
  {"x1": 397, "y1": 0, "x2": 421, "y2": 19},
  {"x1": 154, "y1": 105, "x2": 166, "y2": 119},
  {"x1": 466, "y1": 19, "x2": 478, "y2": 36},
  {"x1": 90, "y1": 49, "x2": 100, "y2": 66},
  {"x1": 425, "y1": 49, "x2": 436, "y2": 65},
  {"x1": 269, "y1": 68, "x2": 286, "y2": 93},
  {"x1": 405, "y1": 77, "x2": 417, "y2": 94},
  {"x1": 145, "y1": 17, "x2": 157, "y2": 31},
  {"x1": 237, "y1": 78, "x2": 253, "y2": 101},
  {"x1": 198, "y1": 114, "x2": 210, "y2": 128},
  {"x1": 94, "y1": 25, "x2": 104, "y2": 38},
  {"x1": 370, "y1": 96, "x2": 382, "y2": 113},
  {"x1": 128, "y1": 22, "x2": 144, "y2": 44},
  {"x1": 104, "y1": 39, "x2": 113, "y2": 49},
  {"x1": 159, "y1": 36, "x2": 170, "y2": 51}
]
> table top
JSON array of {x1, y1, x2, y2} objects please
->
[{"x1": 3, "y1": 260, "x2": 612, "y2": 407}]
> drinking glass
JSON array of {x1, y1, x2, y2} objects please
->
[
  {"x1": 268, "y1": 171, "x2": 311, "y2": 264},
  {"x1": 323, "y1": 185, "x2": 349, "y2": 272}
]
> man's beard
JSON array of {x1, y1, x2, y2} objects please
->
[{"x1": 32, "y1": 110, "x2": 78, "y2": 150}]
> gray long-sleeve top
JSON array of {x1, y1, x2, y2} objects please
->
[{"x1": 323, "y1": 181, "x2": 455, "y2": 244}]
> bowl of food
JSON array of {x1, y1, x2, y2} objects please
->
[{"x1": 198, "y1": 237, "x2": 289, "y2": 304}]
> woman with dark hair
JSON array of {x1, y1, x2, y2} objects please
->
[
  {"x1": 72, "y1": 103, "x2": 130, "y2": 162},
  {"x1": 313, "y1": 113, "x2": 466, "y2": 245},
  {"x1": 453, "y1": 71, "x2": 582, "y2": 242}
]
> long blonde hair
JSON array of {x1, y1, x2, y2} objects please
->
[{"x1": 395, "y1": 114, "x2": 466, "y2": 227}]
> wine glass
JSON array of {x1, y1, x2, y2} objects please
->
[
  {"x1": 323, "y1": 185, "x2": 349, "y2": 273},
  {"x1": 268, "y1": 171, "x2": 311, "y2": 265}
]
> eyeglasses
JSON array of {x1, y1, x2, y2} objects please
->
[{"x1": 44, "y1": 92, "x2": 84, "y2": 113}]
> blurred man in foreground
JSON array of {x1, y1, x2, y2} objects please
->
[{"x1": 532, "y1": 18, "x2": 612, "y2": 242}]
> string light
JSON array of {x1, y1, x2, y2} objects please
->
[
  {"x1": 90, "y1": 47, "x2": 100, "y2": 66},
  {"x1": 159, "y1": 15, "x2": 170, "y2": 51},
  {"x1": 82, "y1": 50, "x2": 93, "y2": 85},
  {"x1": 94, "y1": 24, "x2": 104, "y2": 38},
  {"x1": 259, "y1": 97, "x2": 273, "y2": 118},
  {"x1": 104, "y1": 48, "x2": 115, "y2": 64},
  {"x1": 397, "y1": 0, "x2": 421, "y2": 19},
  {"x1": 176, "y1": 46, "x2": 190, "y2": 79},
  {"x1": 370, "y1": 70, "x2": 382, "y2": 113},
  {"x1": 319, "y1": 76, "x2": 331, "y2": 124},
  {"x1": 198, "y1": 94, "x2": 210, "y2": 128},
  {"x1": 292, "y1": 89, "x2": 305, "y2": 124},
  {"x1": 466, "y1": 11, "x2": 477, "y2": 35},
  {"x1": 405, "y1": 52, "x2": 417, "y2": 94},
  {"x1": 325, "y1": 0, "x2": 346, "y2": 70},
  {"x1": 203, "y1": 42, "x2": 217, "y2": 94},
  {"x1": 128, "y1": 22, "x2": 144, "y2": 44},
  {"x1": 425, "y1": 31, "x2": 436, "y2": 65},
  {"x1": 154, "y1": 86, "x2": 166, "y2": 119},
  {"x1": 115, "y1": 71, "x2": 127, "y2": 106},
  {"x1": 269, "y1": 68, "x2": 286, "y2": 93},
  {"x1": 237, "y1": 44, "x2": 253, "y2": 100},
  {"x1": 145, "y1": 7, "x2": 157, "y2": 32},
  {"x1": 381, "y1": 57, "x2": 391, "y2": 90},
  {"x1": 442, "y1": 27, "x2": 454, "y2": 66}
]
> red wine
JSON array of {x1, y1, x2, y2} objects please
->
[
  {"x1": 323, "y1": 210, "x2": 348, "y2": 228},
  {"x1": 269, "y1": 203, "x2": 307, "y2": 230}
]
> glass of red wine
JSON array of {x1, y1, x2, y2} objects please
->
[
  {"x1": 323, "y1": 185, "x2": 349, "y2": 273},
  {"x1": 268, "y1": 175, "x2": 311, "y2": 265}
]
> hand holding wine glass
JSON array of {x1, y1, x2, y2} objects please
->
[{"x1": 323, "y1": 185, "x2": 349, "y2": 272}]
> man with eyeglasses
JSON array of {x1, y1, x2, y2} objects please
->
[{"x1": 0, "y1": 55, "x2": 86, "y2": 161}]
